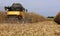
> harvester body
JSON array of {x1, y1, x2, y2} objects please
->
[{"x1": 5, "y1": 3, "x2": 26, "y2": 22}]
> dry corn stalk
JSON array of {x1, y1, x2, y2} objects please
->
[{"x1": 54, "y1": 12, "x2": 60, "y2": 24}]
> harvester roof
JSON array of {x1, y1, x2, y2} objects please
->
[{"x1": 11, "y1": 3, "x2": 23, "y2": 7}]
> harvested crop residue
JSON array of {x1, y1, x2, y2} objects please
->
[{"x1": 0, "y1": 21, "x2": 60, "y2": 36}]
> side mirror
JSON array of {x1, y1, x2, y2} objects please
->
[{"x1": 5, "y1": 6, "x2": 9, "y2": 10}]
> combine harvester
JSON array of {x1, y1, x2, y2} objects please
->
[
  {"x1": 4, "y1": 3, "x2": 28, "y2": 23},
  {"x1": 0, "y1": 3, "x2": 46, "y2": 23}
]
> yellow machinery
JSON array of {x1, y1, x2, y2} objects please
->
[{"x1": 5, "y1": 3, "x2": 27, "y2": 21}]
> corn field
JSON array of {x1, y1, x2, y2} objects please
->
[{"x1": 0, "y1": 11, "x2": 60, "y2": 36}]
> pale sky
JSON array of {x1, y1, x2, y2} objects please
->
[{"x1": 0, "y1": 0, "x2": 60, "y2": 17}]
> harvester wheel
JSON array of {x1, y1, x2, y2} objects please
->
[
  {"x1": 18, "y1": 16, "x2": 22, "y2": 20},
  {"x1": 17, "y1": 16, "x2": 25, "y2": 23}
]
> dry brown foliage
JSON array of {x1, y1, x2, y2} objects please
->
[
  {"x1": 24, "y1": 12, "x2": 46, "y2": 23},
  {"x1": 54, "y1": 12, "x2": 60, "y2": 24},
  {"x1": 0, "y1": 12, "x2": 6, "y2": 20}
]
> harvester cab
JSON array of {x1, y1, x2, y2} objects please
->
[{"x1": 4, "y1": 3, "x2": 27, "y2": 23}]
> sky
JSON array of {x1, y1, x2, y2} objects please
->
[{"x1": 0, "y1": 0, "x2": 60, "y2": 17}]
